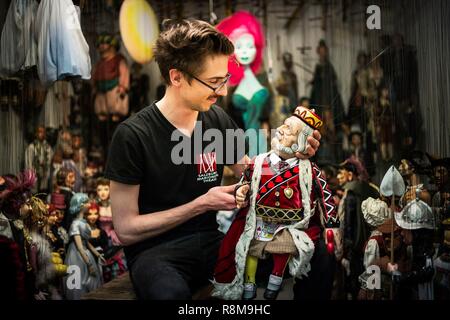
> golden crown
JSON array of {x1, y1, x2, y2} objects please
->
[{"x1": 292, "y1": 106, "x2": 323, "y2": 130}]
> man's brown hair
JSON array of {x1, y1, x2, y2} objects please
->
[{"x1": 154, "y1": 19, "x2": 234, "y2": 85}]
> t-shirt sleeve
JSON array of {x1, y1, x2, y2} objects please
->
[{"x1": 104, "y1": 123, "x2": 144, "y2": 185}]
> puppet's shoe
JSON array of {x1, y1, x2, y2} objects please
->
[
  {"x1": 242, "y1": 283, "x2": 257, "y2": 300},
  {"x1": 264, "y1": 275, "x2": 283, "y2": 300}
]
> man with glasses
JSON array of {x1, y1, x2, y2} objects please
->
[{"x1": 104, "y1": 18, "x2": 321, "y2": 300}]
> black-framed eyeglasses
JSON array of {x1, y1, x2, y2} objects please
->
[{"x1": 184, "y1": 71, "x2": 231, "y2": 93}]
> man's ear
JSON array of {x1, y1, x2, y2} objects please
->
[{"x1": 168, "y1": 69, "x2": 183, "y2": 87}]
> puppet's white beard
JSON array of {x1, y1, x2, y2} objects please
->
[{"x1": 271, "y1": 133, "x2": 295, "y2": 155}]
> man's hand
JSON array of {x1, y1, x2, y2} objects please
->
[
  {"x1": 295, "y1": 130, "x2": 321, "y2": 159},
  {"x1": 236, "y1": 184, "x2": 250, "y2": 209},
  {"x1": 325, "y1": 228, "x2": 343, "y2": 260},
  {"x1": 201, "y1": 184, "x2": 237, "y2": 211}
]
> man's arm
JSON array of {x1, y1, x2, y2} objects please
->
[{"x1": 111, "y1": 181, "x2": 237, "y2": 246}]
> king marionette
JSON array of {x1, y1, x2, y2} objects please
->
[{"x1": 212, "y1": 106, "x2": 341, "y2": 300}]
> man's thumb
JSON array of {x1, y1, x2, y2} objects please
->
[{"x1": 222, "y1": 183, "x2": 238, "y2": 193}]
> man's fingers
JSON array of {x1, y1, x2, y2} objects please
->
[
  {"x1": 307, "y1": 136, "x2": 320, "y2": 151},
  {"x1": 294, "y1": 151, "x2": 307, "y2": 160},
  {"x1": 312, "y1": 129, "x2": 322, "y2": 141}
]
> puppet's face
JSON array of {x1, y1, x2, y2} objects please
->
[
  {"x1": 72, "y1": 136, "x2": 82, "y2": 149},
  {"x1": 97, "y1": 184, "x2": 110, "y2": 202},
  {"x1": 351, "y1": 133, "x2": 362, "y2": 147},
  {"x1": 399, "y1": 159, "x2": 414, "y2": 178},
  {"x1": 56, "y1": 210, "x2": 64, "y2": 224},
  {"x1": 19, "y1": 201, "x2": 32, "y2": 220},
  {"x1": 282, "y1": 52, "x2": 293, "y2": 70},
  {"x1": 434, "y1": 165, "x2": 449, "y2": 189},
  {"x1": 65, "y1": 172, "x2": 76, "y2": 189},
  {"x1": 47, "y1": 212, "x2": 58, "y2": 226},
  {"x1": 86, "y1": 208, "x2": 99, "y2": 225},
  {"x1": 234, "y1": 33, "x2": 257, "y2": 66},
  {"x1": 317, "y1": 45, "x2": 328, "y2": 61},
  {"x1": 337, "y1": 169, "x2": 353, "y2": 186},
  {"x1": 36, "y1": 127, "x2": 46, "y2": 141},
  {"x1": 98, "y1": 42, "x2": 116, "y2": 56},
  {"x1": 271, "y1": 116, "x2": 305, "y2": 159},
  {"x1": 85, "y1": 165, "x2": 98, "y2": 178},
  {"x1": 61, "y1": 131, "x2": 72, "y2": 143}
]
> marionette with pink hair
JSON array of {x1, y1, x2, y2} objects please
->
[{"x1": 216, "y1": 11, "x2": 269, "y2": 157}]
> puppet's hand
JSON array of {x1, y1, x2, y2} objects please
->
[
  {"x1": 325, "y1": 228, "x2": 343, "y2": 260},
  {"x1": 295, "y1": 130, "x2": 321, "y2": 159},
  {"x1": 387, "y1": 262, "x2": 398, "y2": 274},
  {"x1": 236, "y1": 184, "x2": 250, "y2": 209},
  {"x1": 88, "y1": 264, "x2": 97, "y2": 276},
  {"x1": 34, "y1": 291, "x2": 49, "y2": 300},
  {"x1": 98, "y1": 254, "x2": 106, "y2": 265}
]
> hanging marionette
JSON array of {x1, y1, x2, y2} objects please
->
[
  {"x1": 216, "y1": 11, "x2": 271, "y2": 157},
  {"x1": 92, "y1": 33, "x2": 130, "y2": 122},
  {"x1": 375, "y1": 84, "x2": 395, "y2": 161},
  {"x1": 24, "y1": 126, "x2": 53, "y2": 193},
  {"x1": 271, "y1": 52, "x2": 299, "y2": 129},
  {"x1": 398, "y1": 158, "x2": 432, "y2": 206},
  {"x1": 213, "y1": 106, "x2": 341, "y2": 300}
]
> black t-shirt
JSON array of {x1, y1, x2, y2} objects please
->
[{"x1": 104, "y1": 102, "x2": 246, "y2": 263}]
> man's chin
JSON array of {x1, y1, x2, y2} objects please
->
[{"x1": 192, "y1": 104, "x2": 211, "y2": 112}]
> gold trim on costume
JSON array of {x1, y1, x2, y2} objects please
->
[{"x1": 256, "y1": 204, "x2": 304, "y2": 223}]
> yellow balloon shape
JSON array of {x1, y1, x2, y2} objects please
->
[{"x1": 119, "y1": 0, "x2": 159, "y2": 64}]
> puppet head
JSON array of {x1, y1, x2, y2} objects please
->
[
  {"x1": 317, "y1": 39, "x2": 329, "y2": 61},
  {"x1": 35, "y1": 126, "x2": 46, "y2": 142},
  {"x1": 96, "y1": 177, "x2": 110, "y2": 203},
  {"x1": 362, "y1": 197, "x2": 391, "y2": 230},
  {"x1": 46, "y1": 204, "x2": 59, "y2": 227},
  {"x1": 56, "y1": 167, "x2": 76, "y2": 190},
  {"x1": 1, "y1": 170, "x2": 37, "y2": 220},
  {"x1": 337, "y1": 156, "x2": 369, "y2": 186},
  {"x1": 282, "y1": 52, "x2": 293, "y2": 71},
  {"x1": 69, "y1": 193, "x2": 89, "y2": 216},
  {"x1": 24, "y1": 196, "x2": 47, "y2": 231},
  {"x1": 399, "y1": 159, "x2": 414, "y2": 178},
  {"x1": 85, "y1": 202, "x2": 100, "y2": 226},
  {"x1": 431, "y1": 157, "x2": 450, "y2": 190},
  {"x1": 96, "y1": 33, "x2": 120, "y2": 55},
  {"x1": 216, "y1": 11, "x2": 265, "y2": 86},
  {"x1": 271, "y1": 106, "x2": 322, "y2": 160}
]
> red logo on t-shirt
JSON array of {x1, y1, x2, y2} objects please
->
[{"x1": 197, "y1": 152, "x2": 217, "y2": 174}]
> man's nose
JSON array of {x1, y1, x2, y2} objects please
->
[{"x1": 216, "y1": 85, "x2": 228, "y2": 96}]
